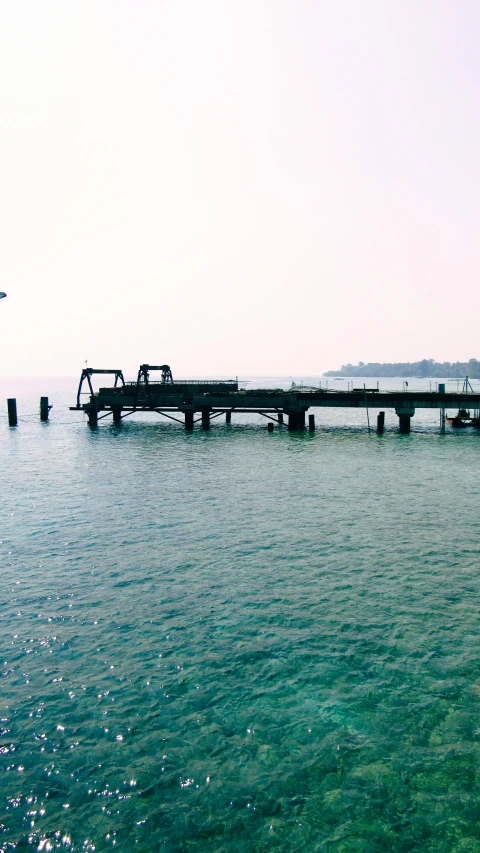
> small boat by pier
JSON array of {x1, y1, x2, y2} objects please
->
[
  {"x1": 445, "y1": 378, "x2": 480, "y2": 427},
  {"x1": 446, "y1": 409, "x2": 474, "y2": 428}
]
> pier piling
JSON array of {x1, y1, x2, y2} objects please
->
[
  {"x1": 112, "y1": 405, "x2": 122, "y2": 426},
  {"x1": 184, "y1": 411, "x2": 194, "y2": 430},
  {"x1": 278, "y1": 413, "x2": 284, "y2": 424},
  {"x1": 86, "y1": 408, "x2": 98, "y2": 428},
  {"x1": 395, "y1": 406, "x2": 415, "y2": 434},
  {"x1": 7, "y1": 398, "x2": 17, "y2": 426},
  {"x1": 40, "y1": 397, "x2": 51, "y2": 421},
  {"x1": 308, "y1": 414, "x2": 315, "y2": 431},
  {"x1": 226, "y1": 410, "x2": 231, "y2": 423},
  {"x1": 267, "y1": 422, "x2": 274, "y2": 432},
  {"x1": 288, "y1": 411, "x2": 306, "y2": 430},
  {"x1": 201, "y1": 409, "x2": 210, "y2": 430},
  {"x1": 377, "y1": 411, "x2": 385, "y2": 433}
]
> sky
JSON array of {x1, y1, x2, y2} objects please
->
[{"x1": 1, "y1": 0, "x2": 480, "y2": 377}]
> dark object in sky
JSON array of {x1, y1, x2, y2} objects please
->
[
  {"x1": 325, "y1": 359, "x2": 480, "y2": 379},
  {"x1": 0, "y1": 292, "x2": 6, "y2": 299}
]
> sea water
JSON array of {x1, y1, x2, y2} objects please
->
[{"x1": 2, "y1": 377, "x2": 480, "y2": 852}]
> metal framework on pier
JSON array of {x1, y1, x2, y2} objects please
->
[
  {"x1": 77, "y1": 368, "x2": 125, "y2": 407},
  {"x1": 134, "y1": 364, "x2": 173, "y2": 408}
]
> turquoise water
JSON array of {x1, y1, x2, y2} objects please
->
[{"x1": 2, "y1": 378, "x2": 480, "y2": 852}]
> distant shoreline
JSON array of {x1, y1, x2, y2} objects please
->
[{"x1": 325, "y1": 360, "x2": 480, "y2": 379}]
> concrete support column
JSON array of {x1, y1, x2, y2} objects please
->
[
  {"x1": 184, "y1": 410, "x2": 194, "y2": 430},
  {"x1": 112, "y1": 405, "x2": 122, "y2": 425},
  {"x1": 86, "y1": 407, "x2": 98, "y2": 428},
  {"x1": 377, "y1": 411, "x2": 385, "y2": 433},
  {"x1": 201, "y1": 409, "x2": 210, "y2": 430},
  {"x1": 226, "y1": 410, "x2": 231, "y2": 423},
  {"x1": 288, "y1": 410, "x2": 306, "y2": 430},
  {"x1": 395, "y1": 407, "x2": 415, "y2": 434}
]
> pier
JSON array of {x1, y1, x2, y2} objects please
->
[{"x1": 69, "y1": 365, "x2": 480, "y2": 433}]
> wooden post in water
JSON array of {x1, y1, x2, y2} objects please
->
[
  {"x1": 278, "y1": 412, "x2": 284, "y2": 424},
  {"x1": 377, "y1": 411, "x2": 385, "y2": 433},
  {"x1": 201, "y1": 409, "x2": 210, "y2": 430},
  {"x1": 7, "y1": 398, "x2": 17, "y2": 426},
  {"x1": 308, "y1": 414, "x2": 315, "y2": 431},
  {"x1": 226, "y1": 410, "x2": 231, "y2": 423},
  {"x1": 40, "y1": 397, "x2": 50, "y2": 421},
  {"x1": 267, "y1": 422, "x2": 274, "y2": 432}
]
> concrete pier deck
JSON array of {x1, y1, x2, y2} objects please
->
[{"x1": 70, "y1": 367, "x2": 480, "y2": 432}]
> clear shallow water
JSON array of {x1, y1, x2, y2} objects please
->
[{"x1": 2, "y1": 378, "x2": 480, "y2": 852}]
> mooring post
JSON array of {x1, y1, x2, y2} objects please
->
[
  {"x1": 278, "y1": 412, "x2": 284, "y2": 424},
  {"x1": 7, "y1": 398, "x2": 17, "y2": 426},
  {"x1": 267, "y1": 422, "x2": 274, "y2": 432},
  {"x1": 377, "y1": 411, "x2": 385, "y2": 433},
  {"x1": 201, "y1": 409, "x2": 210, "y2": 430},
  {"x1": 308, "y1": 414, "x2": 315, "y2": 431},
  {"x1": 40, "y1": 397, "x2": 51, "y2": 421},
  {"x1": 112, "y1": 405, "x2": 122, "y2": 426},
  {"x1": 226, "y1": 410, "x2": 231, "y2": 423},
  {"x1": 184, "y1": 410, "x2": 194, "y2": 430}
]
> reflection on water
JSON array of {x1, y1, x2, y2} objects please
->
[{"x1": 1, "y1": 379, "x2": 480, "y2": 851}]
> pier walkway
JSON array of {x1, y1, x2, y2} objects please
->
[{"x1": 70, "y1": 366, "x2": 480, "y2": 433}]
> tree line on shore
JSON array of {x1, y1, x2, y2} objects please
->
[{"x1": 324, "y1": 359, "x2": 480, "y2": 378}]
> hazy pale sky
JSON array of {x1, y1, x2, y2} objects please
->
[{"x1": 1, "y1": 0, "x2": 480, "y2": 377}]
